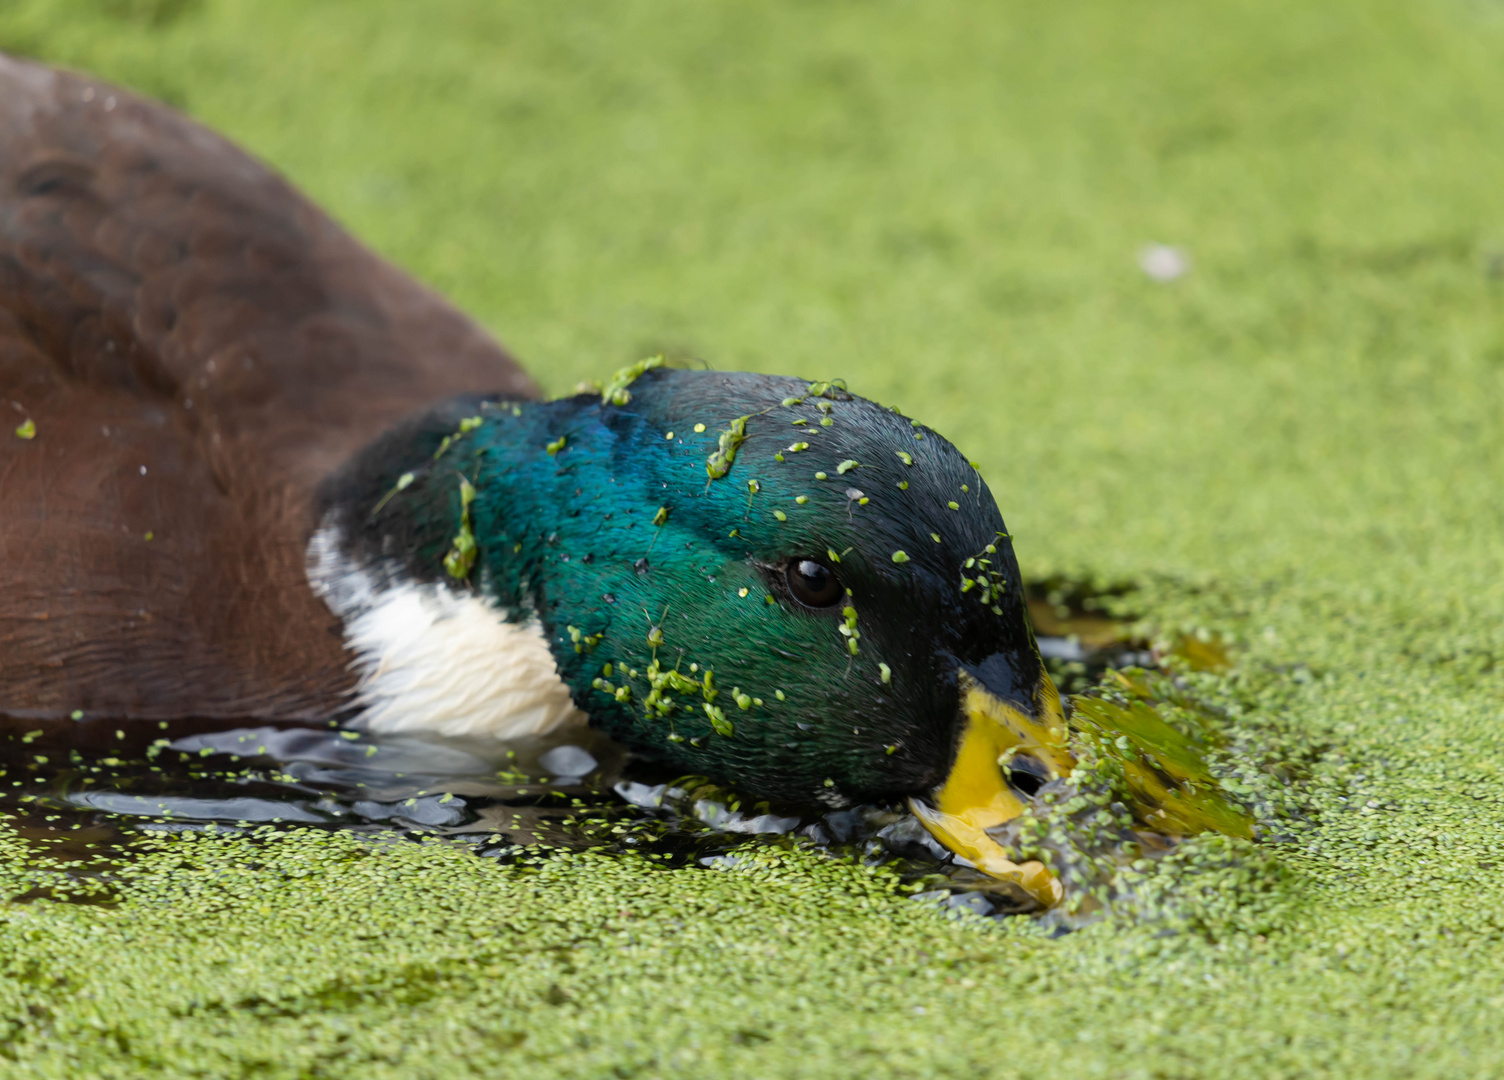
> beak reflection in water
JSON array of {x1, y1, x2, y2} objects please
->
[{"x1": 910, "y1": 665, "x2": 1256, "y2": 912}]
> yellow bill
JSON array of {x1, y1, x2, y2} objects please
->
[
  {"x1": 911, "y1": 665, "x2": 1254, "y2": 910},
  {"x1": 908, "y1": 670, "x2": 1072, "y2": 910}
]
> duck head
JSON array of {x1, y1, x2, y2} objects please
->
[{"x1": 317, "y1": 363, "x2": 1070, "y2": 904}]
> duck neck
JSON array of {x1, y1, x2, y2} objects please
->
[{"x1": 308, "y1": 395, "x2": 647, "y2": 739}]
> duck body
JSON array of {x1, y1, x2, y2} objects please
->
[
  {"x1": 1, "y1": 54, "x2": 1093, "y2": 899},
  {"x1": 0, "y1": 55, "x2": 535, "y2": 722}
]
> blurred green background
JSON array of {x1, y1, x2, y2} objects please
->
[
  {"x1": 9, "y1": 0, "x2": 1504, "y2": 591},
  {"x1": 4, "y1": 1, "x2": 1504, "y2": 1076}
]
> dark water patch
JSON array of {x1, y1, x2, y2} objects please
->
[
  {"x1": 1027, "y1": 578, "x2": 1235, "y2": 690},
  {"x1": 1, "y1": 720, "x2": 972, "y2": 909},
  {"x1": 3, "y1": 715, "x2": 1043, "y2": 914},
  {"x1": 1027, "y1": 576, "x2": 1155, "y2": 695}
]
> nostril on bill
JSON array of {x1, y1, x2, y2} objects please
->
[{"x1": 1004, "y1": 753, "x2": 1048, "y2": 798}]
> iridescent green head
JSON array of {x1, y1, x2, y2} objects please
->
[
  {"x1": 326, "y1": 366, "x2": 1054, "y2": 811},
  {"x1": 541, "y1": 368, "x2": 1048, "y2": 807}
]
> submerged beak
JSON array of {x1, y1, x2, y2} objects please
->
[
  {"x1": 908, "y1": 664, "x2": 1073, "y2": 910},
  {"x1": 909, "y1": 656, "x2": 1258, "y2": 910}
]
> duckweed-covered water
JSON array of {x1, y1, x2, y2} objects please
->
[
  {"x1": 0, "y1": 591, "x2": 1199, "y2": 923},
  {"x1": 5, "y1": 0, "x2": 1504, "y2": 1076}
]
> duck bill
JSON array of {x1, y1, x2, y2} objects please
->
[{"x1": 908, "y1": 664, "x2": 1073, "y2": 910}]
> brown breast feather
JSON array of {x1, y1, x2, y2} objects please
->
[{"x1": 0, "y1": 54, "x2": 538, "y2": 722}]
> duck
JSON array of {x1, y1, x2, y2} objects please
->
[{"x1": 0, "y1": 55, "x2": 1241, "y2": 909}]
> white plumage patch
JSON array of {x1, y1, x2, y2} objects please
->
[{"x1": 307, "y1": 524, "x2": 586, "y2": 739}]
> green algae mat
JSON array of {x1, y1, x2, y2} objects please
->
[{"x1": 5, "y1": 0, "x2": 1504, "y2": 1075}]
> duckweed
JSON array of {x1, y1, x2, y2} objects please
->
[
  {"x1": 8, "y1": 1, "x2": 1504, "y2": 1076},
  {"x1": 599, "y1": 354, "x2": 664, "y2": 405},
  {"x1": 706, "y1": 416, "x2": 751, "y2": 480},
  {"x1": 441, "y1": 477, "x2": 478, "y2": 580},
  {"x1": 704, "y1": 703, "x2": 733, "y2": 736}
]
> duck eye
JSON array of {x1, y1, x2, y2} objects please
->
[{"x1": 786, "y1": 559, "x2": 843, "y2": 608}]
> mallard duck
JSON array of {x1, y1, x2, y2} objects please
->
[{"x1": 0, "y1": 56, "x2": 1231, "y2": 909}]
